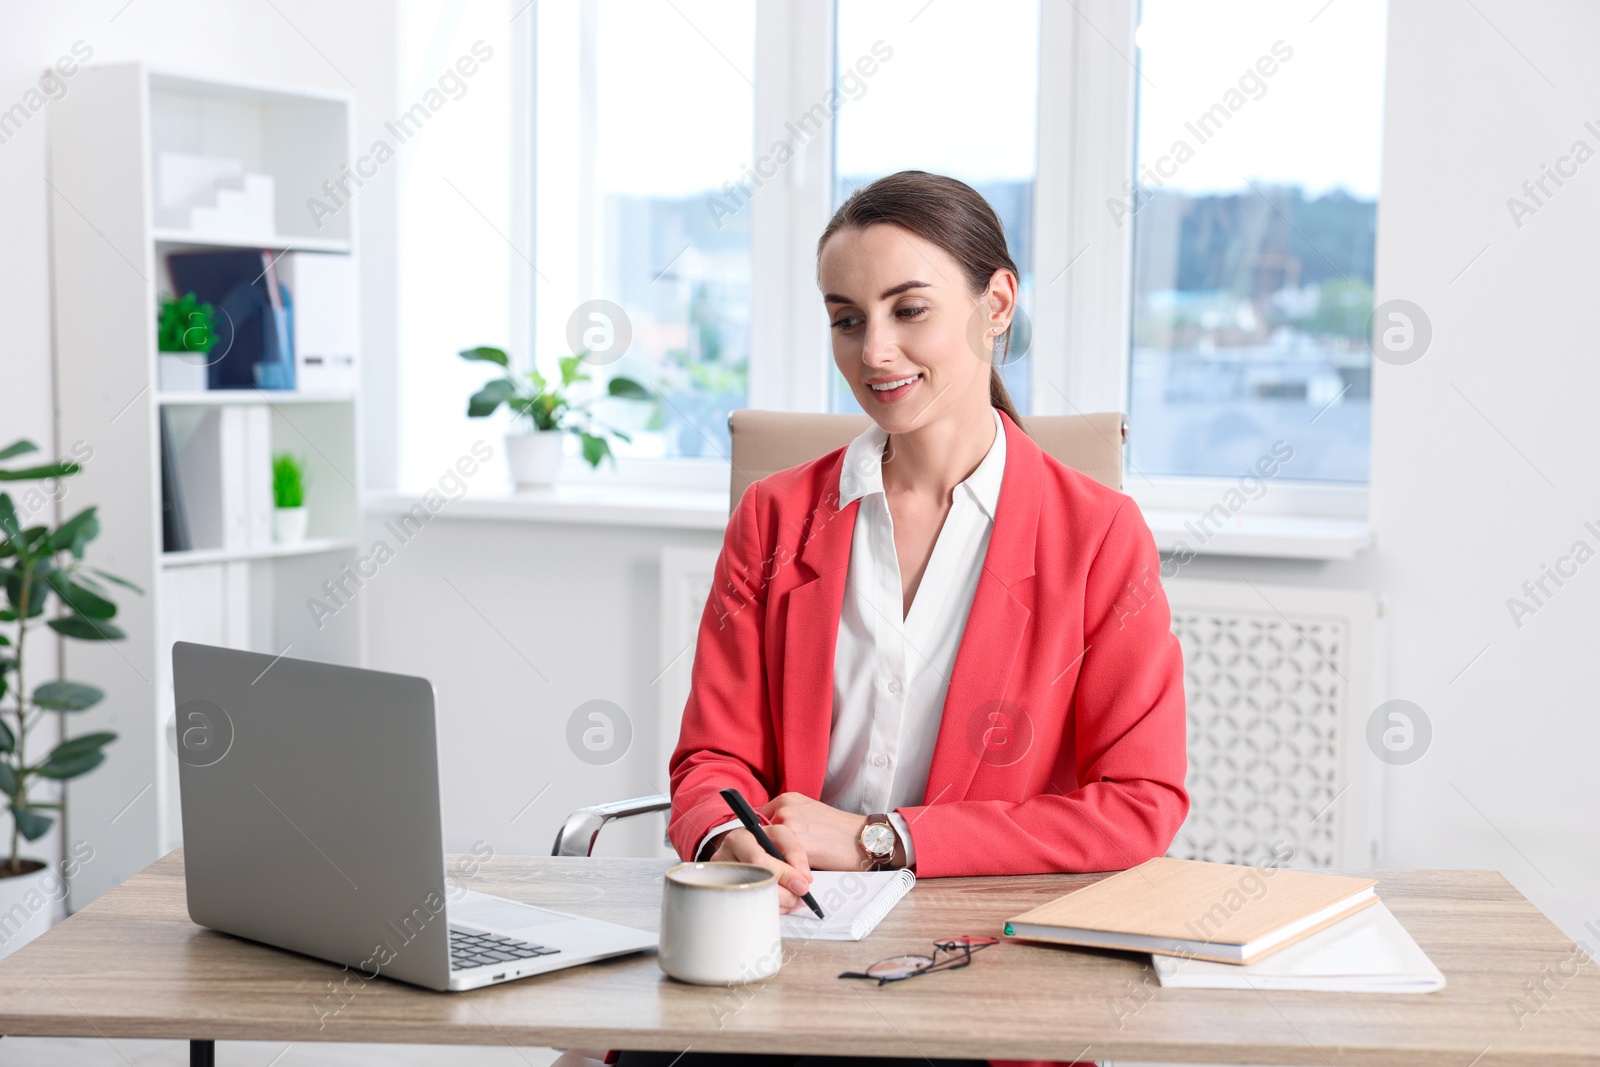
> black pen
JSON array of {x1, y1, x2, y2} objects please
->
[{"x1": 719, "y1": 787, "x2": 826, "y2": 919}]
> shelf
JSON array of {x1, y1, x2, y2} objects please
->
[
  {"x1": 51, "y1": 61, "x2": 366, "y2": 907},
  {"x1": 160, "y1": 538, "x2": 358, "y2": 568},
  {"x1": 152, "y1": 228, "x2": 351, "y2": 254},
  {"x1": 157, "y1": 390, "x2": 357, "y2": 406},
  {"x1": 147, "y1": 67, "x2": 353, "y2": 106}
]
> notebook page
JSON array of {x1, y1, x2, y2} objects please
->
[{"x1": 779, "y1": 869, "x2": 916, "y2": 941}]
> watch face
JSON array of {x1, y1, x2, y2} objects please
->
[{"x1": 861, "y1": 823, "x2": 895, "y2": 856}]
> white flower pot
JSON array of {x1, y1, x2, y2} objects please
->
[
  {"x1": 0, "y1": 860, "x2": 66, "y2": 959},
  {"x1": 506, "y1": 430, "x2": 566, "y2": 488},
  {"x1": 273, "y1": 506, "x2": 310, "y2": 544}
]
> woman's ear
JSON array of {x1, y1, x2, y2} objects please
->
[{"x1": 988, "y1": 267, "x2": 1019, "y2": 326}]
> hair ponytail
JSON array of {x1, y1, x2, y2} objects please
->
[{"x1": 990, "y1": 369, "x2": 1024, "y2": 430}]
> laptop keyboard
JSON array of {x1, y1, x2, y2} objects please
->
[{"x1": 449, "y1": 924, "x2": 560, "y2": 971}]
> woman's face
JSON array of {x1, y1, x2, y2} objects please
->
[{"x1": 818, "y1": 223, "x2": 1008, "y2": 435}]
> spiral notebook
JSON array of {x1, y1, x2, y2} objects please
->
[{"x1": 779, "y1": 869, "x2": 916, "y2": 941}]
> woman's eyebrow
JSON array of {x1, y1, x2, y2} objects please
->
[{"x1": 823, "y1": 279, "x2": 932, "y2": 305}]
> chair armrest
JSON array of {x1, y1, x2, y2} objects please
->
[{"x1": 550, "y1": 793, "x2": 672, "y2": 857}]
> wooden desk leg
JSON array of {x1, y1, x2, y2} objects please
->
[{"x1": 190, "y1": 1039, "x2": 215, "y2": 1066}]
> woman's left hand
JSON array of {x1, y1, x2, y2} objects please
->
[{"x1": 757, "y1": 792, "x2": 870, "y2": 872}]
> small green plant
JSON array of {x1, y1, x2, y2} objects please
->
[
  {"x1": 157, "y1": 292, "x2": 216, "y2": 353},
  {"x1": 0, "y1": 440, "x2": 141, "y2": 875},
  {"x1": 458, "y1": 346, "x2": 653, "y2": 468},
  {"x1": 272, "y1": 453, "x2": 307, "y2": 510}
]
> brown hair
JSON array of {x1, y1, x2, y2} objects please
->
[{"x1": 817, "y1": 169, "x2": 1028, "y2": 434}]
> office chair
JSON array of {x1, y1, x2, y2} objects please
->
[{"x1": 549, "y1": 408, "x2": 1129, "y2": 858}]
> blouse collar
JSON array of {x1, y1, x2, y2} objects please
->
[{"x1": 837, "y1": 405, "x2": 1007, "y2": 522}]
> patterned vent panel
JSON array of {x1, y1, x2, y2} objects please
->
[{"x1": 1167, "y1": 610, "x2": 1347, "y2": 869}]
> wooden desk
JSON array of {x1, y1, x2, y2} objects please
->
[{"x1": 1, "y1": 851, "x2": 1596, "y2": 1066}]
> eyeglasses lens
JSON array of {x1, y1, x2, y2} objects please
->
[{"x1": 864, "y1": 954, "x2": 936, "y2": 981}]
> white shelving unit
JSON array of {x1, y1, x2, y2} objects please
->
[{"x1": 50, "y1": 64, "x2": 363, "y2": 908}]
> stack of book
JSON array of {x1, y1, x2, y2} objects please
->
[{"x1": 1003, "y1": 856, "x2": 1444, "y2": 993}]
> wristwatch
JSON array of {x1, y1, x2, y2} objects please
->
[{"x1": 859, "y1": 813, "x2": 897, "y2": 870}]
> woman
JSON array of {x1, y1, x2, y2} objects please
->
[{"x1": 617, "y1": 171, "x2": 1188, "y2": 1067}]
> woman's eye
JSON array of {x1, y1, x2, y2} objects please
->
[
  {"x1": 898, "y1": 306, "x2": 927, "y2": 320},
  {"x1": 830, "y1": 315, "x2": 860, "y2": 330}
]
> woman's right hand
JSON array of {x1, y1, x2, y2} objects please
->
[{"x1": 706, "y1": 826, "x2": 813, "y2": 913}]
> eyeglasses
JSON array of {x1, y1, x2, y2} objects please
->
[{"x1": 837, "y1": 936, "x2": 999, "y2": 986}]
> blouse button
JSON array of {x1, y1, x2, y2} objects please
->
[
  {"x1": 872, "y1": 753, "x2": 889, "y2": 768},
  {"x1": 886, "y1": 678, "x2": 903, "y2": 694}
]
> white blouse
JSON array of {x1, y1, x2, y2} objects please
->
[{"x1": 696, "y1": 406, "x2": 1007, "y2": 868}]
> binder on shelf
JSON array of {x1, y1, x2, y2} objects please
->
[
  {"x1": 257, "y1": 251, "x2": 294, "y2": 389},
  {"x1": 166, "y1": 250, "x2": 294, "y2": 391},
  {"x1": 168, "y1": 407, "x2": 260, "y2": 552},
  {"x1": 159, "y1": 408, "x2": 192, "y2": 553},
  {"x1": 242, "y1": 407, "x2": 274, "y2": 549},
  {"x1": 278, "y1": 252, "x2": 357, "y2": 392},
  {"x1": 165, "y1": 405, "x2": 277, "y2": 555}
]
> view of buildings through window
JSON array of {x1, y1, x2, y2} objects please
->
[
  {"x1": 829, "y1": 0, "x2": 1041, "y2": 417},
  {"x1": 535, "y1": 0, "x2": 752, "y2": 461},
  {"x1": 533, "y1": 0, "x2": 1383, "y2": 478},
  {"x1": 1128, "y1": 0, "x2": 1387, "y2": 482}
]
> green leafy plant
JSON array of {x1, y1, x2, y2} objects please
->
[
  {"x1": 458, "y1": 346, "x2": 654, "y2": 469},
  {"x1": 272, "y1": 453, "x2": 307, "y2": 510},
  {"x1": 0, "y1": 440, "x2": 141, "y2": 876},
  {"x1": 157, "y1": 292, "x2": 216, "y2": 353}
]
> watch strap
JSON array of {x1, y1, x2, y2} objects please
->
[{"x1": 863, "y1": 812, "x2": 895, "y2": 869}]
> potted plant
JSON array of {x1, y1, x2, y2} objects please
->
[
  {"x1": 459, "y1": 346, "x2": 652, "y2": 487},
  {"x1": 0, "y1": 439, "x2": 139, "y2": 951},
  {"x1": 271, "y1": 452, "x2": 310, "y2": 544},
  {"x1": 155, "y1": 292, "x2": 216, "y2": 392}
]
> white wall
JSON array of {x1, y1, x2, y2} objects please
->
[
  {"x1": 1368, "y1": 0, "x2": 1600, "y2": 940},
  {"x1": 359, "y1": 510, "x2": 721, "y2": 860}
]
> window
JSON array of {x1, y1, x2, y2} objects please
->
[
  {"x1": 489, "y1": 0, "x2": 1378, "y2": 518},
  {"x1": 534, "y1": 0, "x2": 754, "y2": 460},
  {"x1": 830, "y1": 0, "x2": 1041, "y2": 416},
  {"x1": 1127, "y1": 0, "x2": 1387, "y2": 482}
]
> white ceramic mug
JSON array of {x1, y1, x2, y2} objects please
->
[{"x1": 658, "y1": 862, "x2": 782, "y2": 985}]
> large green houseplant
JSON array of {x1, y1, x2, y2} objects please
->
[{"x1": 1, "y1": 439, "x2": 138, "y2": 887}]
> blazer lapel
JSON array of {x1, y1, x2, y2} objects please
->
[
  {"x1": 779, "y1": 452, "x2": 859, "y2": 798},
  {"x1": 921, "y1": 410, "x2": 1044, "y2": 806}
]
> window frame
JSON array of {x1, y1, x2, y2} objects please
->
[{"x1": 515, "y1": 0, "x2": 1371, "y2": 521}]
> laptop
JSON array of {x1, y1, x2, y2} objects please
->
[{"x1": 172, "y1": 640, "x2": 658, "y2": 992}]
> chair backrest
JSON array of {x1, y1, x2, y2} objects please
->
[{"x1": 727, "y1": 409, "x2": 1127, "y2": 510}]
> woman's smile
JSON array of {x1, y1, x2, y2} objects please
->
[{"x1": 865, "y1": 372, "x2": 923, "y2": 403}]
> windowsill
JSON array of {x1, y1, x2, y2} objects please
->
[
  {"x1": 362, "y1": 483, "x2": 730, "y2": 530},
  {"x1": 362, "y1": 484, "x2": 1372, "y2": 558},
  {"x1": 1141, "y1": 510, "x2": 1373, "y2": 560}
]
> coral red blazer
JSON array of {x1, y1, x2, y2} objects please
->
[{"x1": 667, "y1": 407, "x2": 1189, "y2": 879}]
